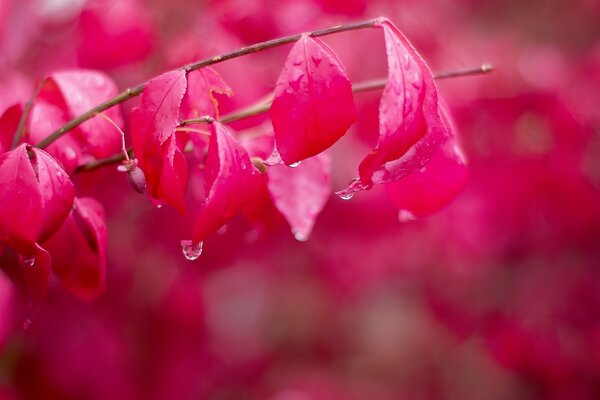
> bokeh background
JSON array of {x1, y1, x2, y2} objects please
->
[{"x1": 2, "y1": 0, "x2": 600, "y2": 398}]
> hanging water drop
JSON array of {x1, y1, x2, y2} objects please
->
[
  {"x1": 398, "y1": 209, "x2": 417, "y2": 222},
  {"x1": 292, "y1": 230, "x2": 308, "y2": 242},
  {"x1": 288, "y1": 161, "x2": 302, "y2": 168},
  {"x1": 337, "y1": 191, "x2": 354, "y2": 201},
  {"x1": 181, "y1": 240, "x2": 203, "y2": 261}
]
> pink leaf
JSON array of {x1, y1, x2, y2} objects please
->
[
  {"x1": 386, "y1": 107, "x2": 468, "y2": 219},
  {"x1": 0, "y1": 268, "x2": 15, "y2": 351},
  {"x1": 0, "y1": 104, "x2": 22, "y2": 155},
  {"x1": 131, "y1": 70, "x2": 188, "y2": 211},
  {"x1": 270, "y1": 34, "x2": 356, "y2": 165},
  {"x1": 40, "y1": 70, "x2": 124, "y2": 158},
  {"x1": 182, "y1": 67, "x2": 233, "y2": 119},
  {"x1": 0, "y1": 144, "x2": 74, "y2": 253},
  {"x1": 267, "y1": 153, "x2": 331, "y2": 241},
  {"x1": 26, "y1": 100, "x2": 82, "y2": 174},
  {"x1": 21, "y1": 243, "x2": 51, "y2": 320},
  {"x1": 182, "y1": 67, "x2": 233, "y2": 159},
  {"x1": 339, "y1": 20, "x2": 449, "y2": 196},
  {"x1": 191, "y1": 122, "x2": 262, "y2": 243},
  {"x1": 44, "y1": 197, "x2": 108, "y2": 302}
]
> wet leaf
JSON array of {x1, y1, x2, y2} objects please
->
[
  {"x1": 191, "y1": 122, "x2": 262, "y2": 244},
  {"x1": 270, "y1": 34, "x2": 356, "y2": 165}
]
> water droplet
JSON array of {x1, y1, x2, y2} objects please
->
[
  {"x1": 289, "y1": 161, "x2": 302, "y2": 168},
  {"x1": 292, "y1": 230, "x2": 308, "y2": 242},
  {"x1": 217, "y1": 225, "x2": 228, "y2": 235},
  {"x1": 419, "y1": 166, "x2": 427, "y2": 173},
  {"x1": 337, "y1": 191, "x2": 354, "y2": 200},
  {"x1": 398, "y1": 209, "x2": 417, "y2": 222},
  {"x1": 21, "y1": 256, "x2": 35, "y2": 267},
  {"x1": 181, "y1": 240, "x2": 203, "y2": 261},
  {"x1": 156, "y1": 204, "x2": 163, "y2": 209}
]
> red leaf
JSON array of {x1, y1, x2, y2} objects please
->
[
  {"x1": 40, "y1": 70, "x2": 124, "y2": 158},
  {"x1": 267, "y1": 153, "x2": 331, "y2": 241},
  {"x1": 182, "y1": 67, "x2": 233, "y2": 119},
  {"x1": 0, "y1": 104, "x2": 22, "y2": 155},
  {"x1": 0, "y1": 144, "x2": 74, "y2": 253},
  {"x1": 270, "y1": 34, "x2": 356, "y2": 165},
  {"x1": 131, "y1": 70, "x2": 188, "y2": 211},
  {"x1": 27, "y1": 100, "x2": 82, "y2": 174},
  {"x1": 191, "y1": 122, "x2": 262, "y2": 243},
  {"x1": 21, "y1": 243, "x2": 51, "y2": 320},
  {"x1": 44, "y1": 197, "x2": 108, "y2": 302},
  {"x1": 339, "y1": 20, "x2": 449, "y2": 196},
  {"x1": 0, "y1": 268, "x2": 15, "y2": 350},
  {"x1": 386, "y1": 107, "x2": 468, "y2": 220},
  {"x1": 182, "y1": 67, "x2": 232, "y2": 159}
]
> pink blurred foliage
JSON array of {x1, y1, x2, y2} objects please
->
[{"x1": 1, "y1": 0, "x2": 600, "y2": 399}]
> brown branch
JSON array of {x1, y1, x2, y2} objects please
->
[
  {"x1": 75, "y1": 64, "x2": 493, "y2": 173},
  {"x1": 36, "y1": 18, "x2": 381, "y2": 150}
]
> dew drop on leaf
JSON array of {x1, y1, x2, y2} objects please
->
[
  {"x1": 337, "y1": 191, "x2": 354, "y2": 201},
  {"x1": 398, "y1": 209, "x2": 417, "y2": 222},
  {"x1": 181, "y1": 240, "x2": 203, "y2": 261},
  {"x1": 292, "y1": 229, "x2": 308, "y2": 242}
]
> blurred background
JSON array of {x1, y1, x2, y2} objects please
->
[{"x1": 2, "y1": 0, "x2": 600, "y2": 398}]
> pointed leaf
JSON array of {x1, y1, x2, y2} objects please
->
[
  {"x1": 21, "y1": 243, "x2": 51, "y2": 318},
  {"x1": 27, "y1": 100, "x2": 82, "y2": 174},
  {"x1": 40, "y1": 70, "x2": 124, "y2": 158},
  {"x1": 0, "y1": 104, "x2": 22, "y2": 155},
  {"x1": 267, "y1": 153, "x2": 331, "y2": 241},
  {"x1": 182, "y1": 67, "x2": 233, "y2": 159},
  {"x1": 191, "y1": 122, "x2": 262, "y2": 243},
  {"x1": 0, "y1": 144, "x2": 74, "y2": 252},
  {"x1": 340, "y1": 20, "x2": 449, "y2": 195},
  {"x1": 386, "y1": 107, "x2": 468, "y2": 219},
  {"x1": 270, "y1": 34, "x2": 356, "y2": 165},
  {"x1": 182, "y1": 67, "x2": 233, "y2": 119},
  {"x1": 44, "y1": 197, "x2": 108, "y2": 302},
  {"x1": 131, "y1": 70, "x2": 188, "y2": 211}
]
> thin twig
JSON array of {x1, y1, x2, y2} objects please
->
[
  {"x1": 75, "y1": 64, "x2": 493, "y2": 173},
  {"x1": 36, "y1": 18, "x2": 381, "y2": 150}
]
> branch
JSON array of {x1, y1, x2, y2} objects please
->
[
  {"x1": 35, "y1": 18, "x2": 381, "y2": 150},
  {"x1": 75, "y1": 64, "x2": 493, "y2": 173}
]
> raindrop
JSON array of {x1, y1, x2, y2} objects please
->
[
  {"x1": 181, "y1": 240, "x2": 203, "y2": 261},
  {"x1": 337, "y1": 191, "x2": 354, "y2": 201},
  {"x1": 292, "y1": 230, "x2": 308, "y2": 242},
  {"x1": 156, "y1": 204, "x2": 163, "y2": 209},
  {"x1": 398, "y1": 209, "x2": 417, "y2": 222},
  {"x1": 217, "y1": 225, "x2": 228, "y2": 235},
  {"x1": 288, "y1": 161, "x2": 302, "y2": 168}
]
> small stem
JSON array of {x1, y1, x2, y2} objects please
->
[
  {"x1": 94, "y1": 112, "x2": 130, "y2": 161},
  {"x1": 76, "y1": 64, "x2": 493, "y2": 172},
  {"x1": 175, "y1": 127, "x2": 211, "y2": 136},
  {"x1": 12, "y1": 81, "x2": 44, "y2": 149},
  {"x1": 36, "y1": 18, "x2": 380, "y2": 150},
  {"x1": 76, "y1": 148, "x2": 133, "y2": 172},
  {"x1": 178, "y1": 115, "x2": 214, "y2": 126}
]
